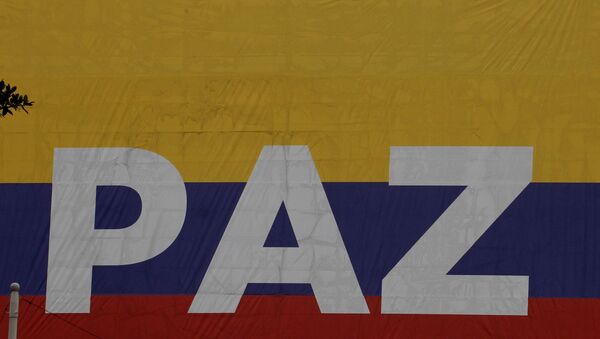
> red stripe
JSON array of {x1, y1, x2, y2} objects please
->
[{"x1": 1, "y1": 296, "x2": 599, "y2": 338}]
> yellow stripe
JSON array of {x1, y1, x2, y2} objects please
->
[{"x1": 1, "y1": 1, "x2": 600, "y2": 182}]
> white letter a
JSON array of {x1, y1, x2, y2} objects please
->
[{"x1": 189, "y1": 146, "x2": 368, "y2": 314}]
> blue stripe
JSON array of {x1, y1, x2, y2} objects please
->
[{"x1": 1, "y1": 183, "x2": 599, "y2": 297}]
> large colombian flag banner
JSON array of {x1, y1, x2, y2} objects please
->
[{"x1": 2, "y1": 1, "x2": 600, "y2": 338}]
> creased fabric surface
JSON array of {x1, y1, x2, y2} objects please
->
[{"x1": 1, "y1": 1, "x2": 600, "y2": 338}]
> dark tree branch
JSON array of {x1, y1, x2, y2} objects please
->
[{"x1": 0, "y1": 80, "x2": 34, "y2": 117}]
